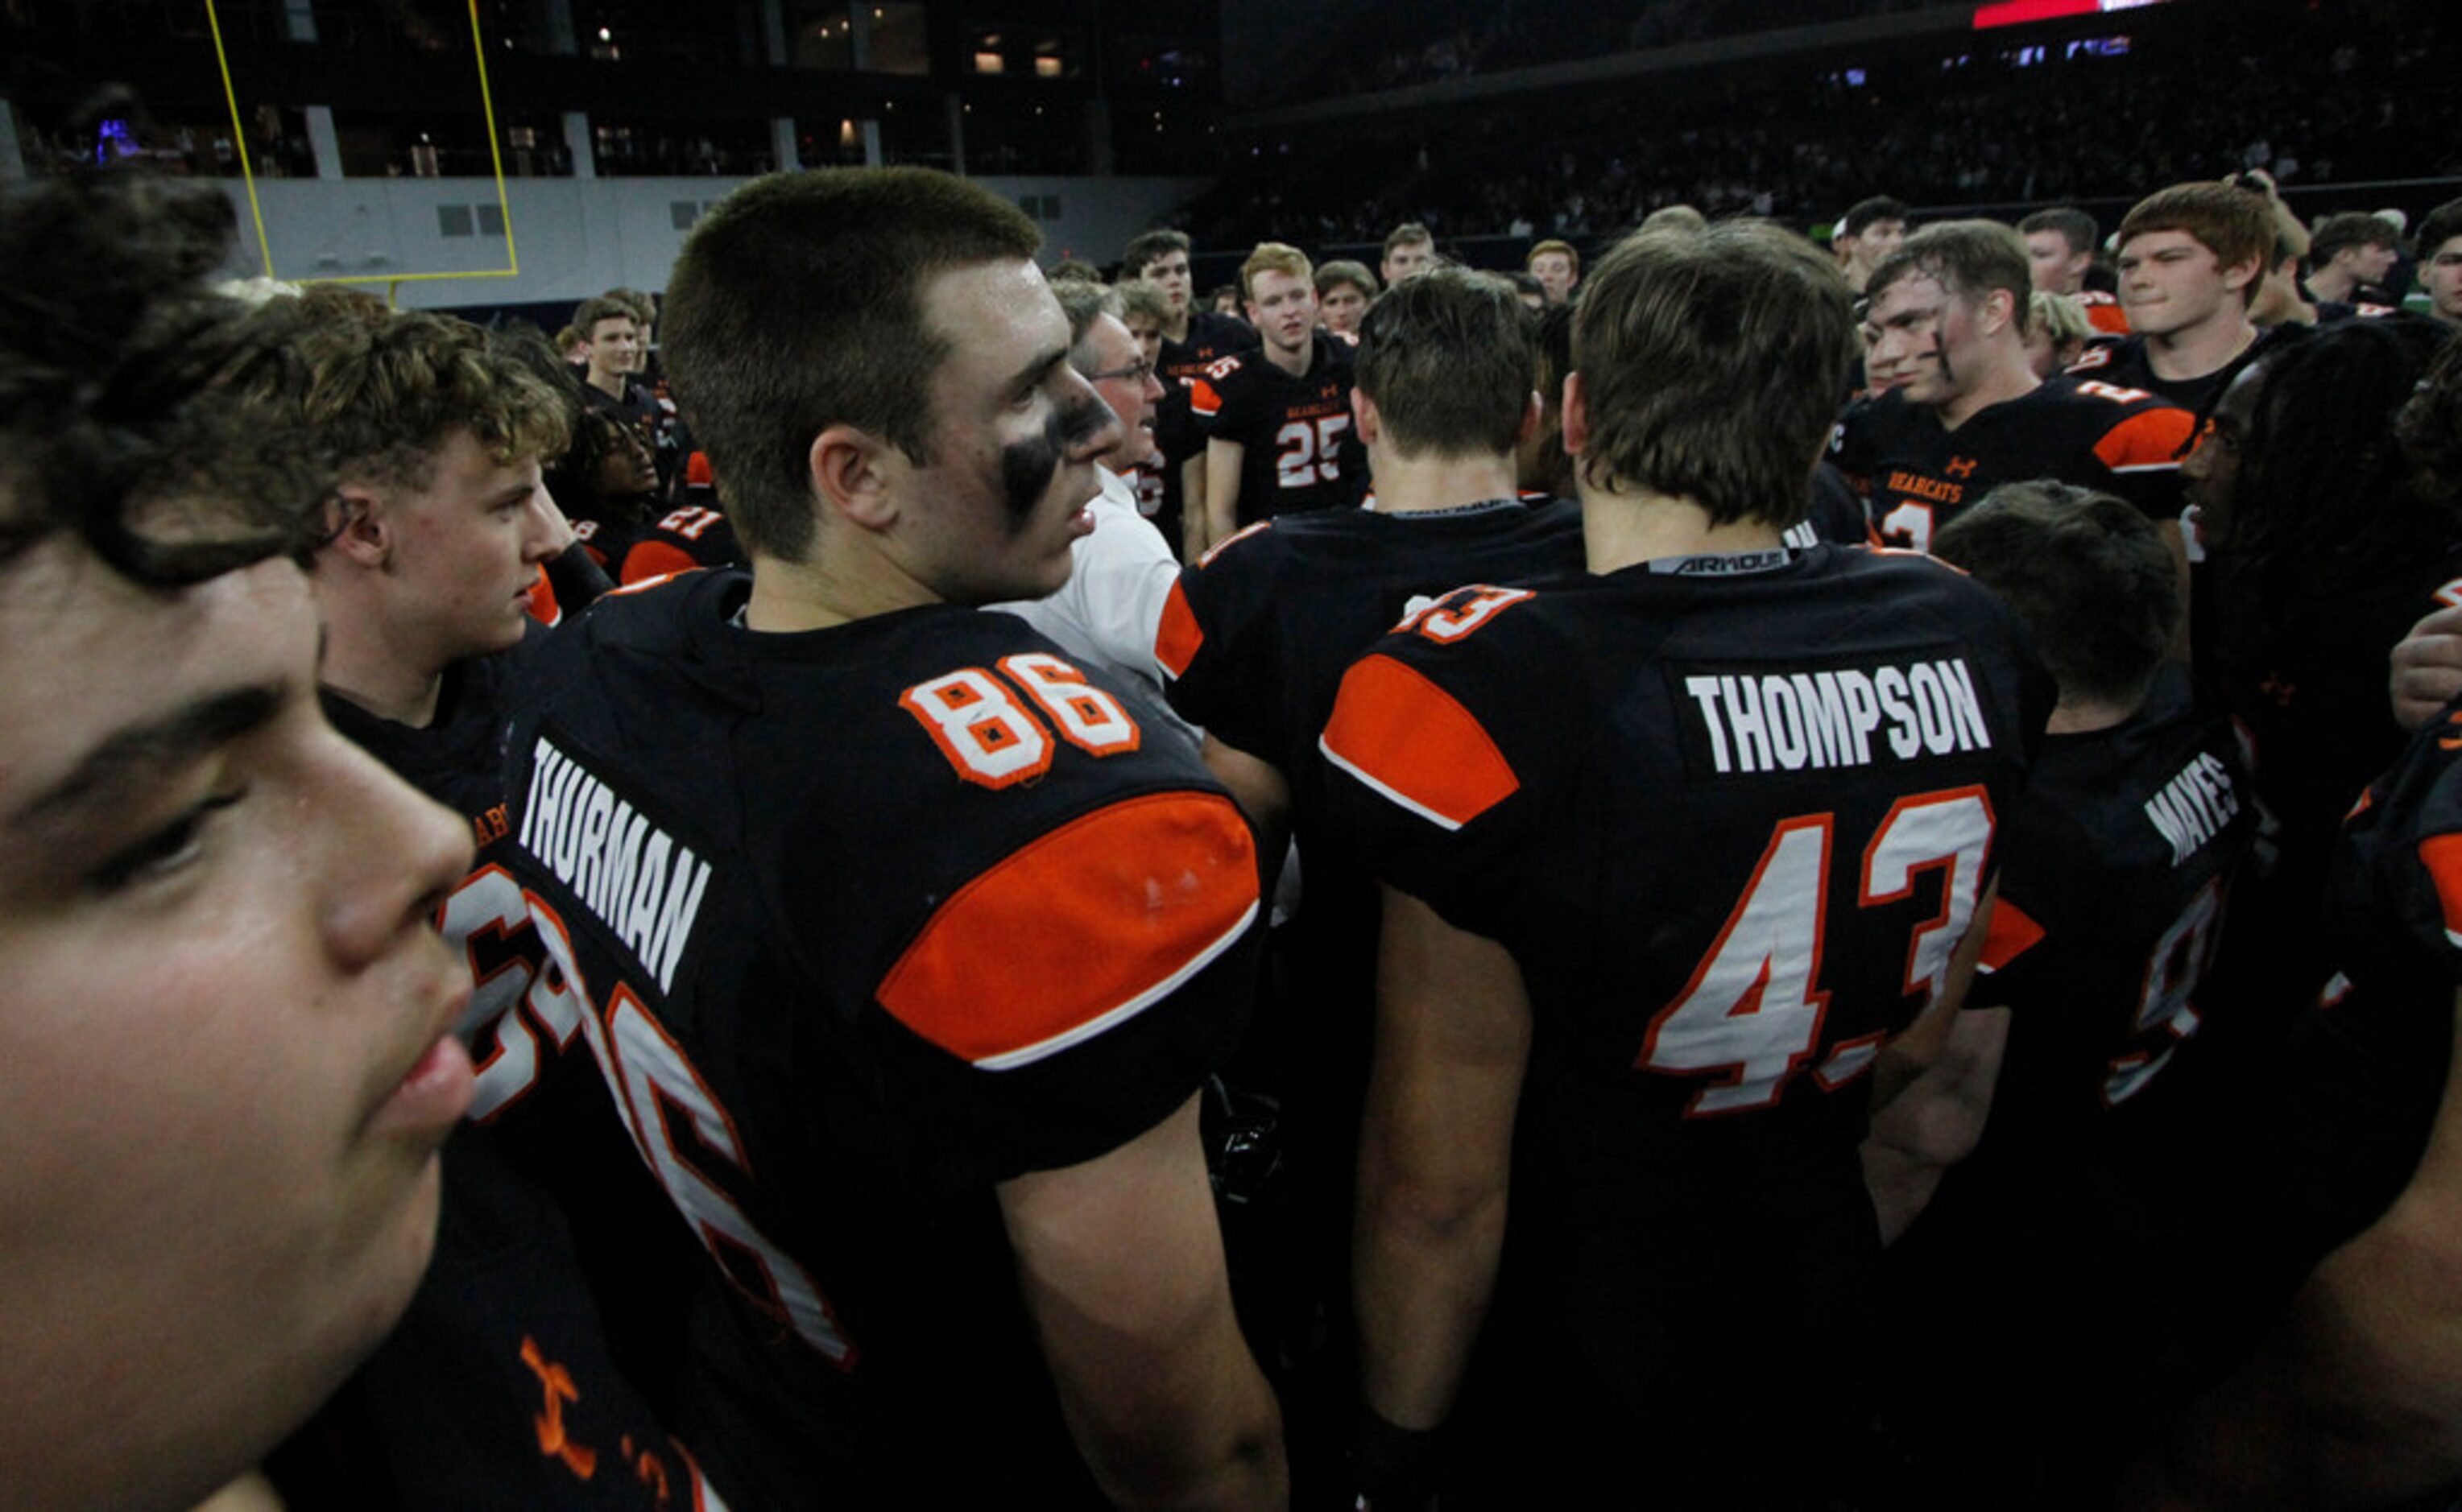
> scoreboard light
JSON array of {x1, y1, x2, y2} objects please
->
[{"x1": 1972, "y1": 0, "x2": 2168, "y2": 28}]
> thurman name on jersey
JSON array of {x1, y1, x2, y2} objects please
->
[{"x1": 516, "y1": 735, "x2": 714, "y2": 995}]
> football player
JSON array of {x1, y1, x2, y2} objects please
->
[
  {"x1": 2071, "y1": 181, "x2": 2292, "y2": 415},
  {"x1": 2184, "y1": 320, "x2": 2462, "y2": 1048},
  {"x1": 1315, "y1": 258, "x2": 1379, "y2": 337},
  {"x1": 987, "y1": 277, "x2": 1186, "y2": 720},
  {"x1": 2303, "y1": 211, "x2": 2402, "y2": 311},
  {"x1": 1192, "y1": 242, "x2": 1371, "y2": 547},
  {"x1": 1867, "y1": 483, "x2": 2254, "y2": 1506},
  {"x1": 2133, "y1": 659, "x2": 2462, "y2": 1509},
  {"x1": 1380, "y1": 223, "x2": 1436, "y2": 287},
  {"x1": 501, "y1": 167, "x2": 1284, "y2": 1509},
  {"x1": 1525, "y1": 238, "x2": 1580, "y2": 306},
  {"x1": 1829, "y1": 220, "x2": 2195, "y2": 554},
  {"x1": 1123, "y1": 229, "x2": 1256, "y2": 564},
  {"x1": 0, "y1": 171, "x2": 474, "y2": 1512},
  {"x1": 1838, "y1": 194, "x2": 1910, "y2": 293},
  {"x1": 1155, "y1": 269, "x2": 1584, "y2": 1483},
  {"x1": 1322, "y1": 219, "x2": 2051, "y2": 1506},
  {"x1": 229, "y1": 294, "x2": 722, "y2": 1507},
  {"x1": 2017, "y1": 206, "x2": 2129, "y2": 333}
]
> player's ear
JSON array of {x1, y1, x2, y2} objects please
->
[
  {"x1": 810, "y1": 423, "x2": 898, "y2": 531},
  {"x1": 1514, "y1": 389, "x2": 1544, "y2": 447},
  {"x1": 325, "y1": 481, "x2": 390, "y2": 568},
  {"x1": 1351, "y1": 386, "x2": 1381, "y2": 448},
  {"x1": 1560, "y1": 371, "x2": 1591, "y2": 459},
  {"x1": 2222, "y1": 252, "x2": 2265, "y2": 296}
]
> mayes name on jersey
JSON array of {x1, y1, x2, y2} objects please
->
[{"x1": 1678, "y1": 651, "x2": 1997, "y2": 776}]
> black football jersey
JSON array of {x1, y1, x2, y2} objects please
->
[
  {"x1": 1879, "y1": 666, "x2": 2256, "y2": 1510},
  {"x1": 1828, "y1": 377, "x2": 2196, "y2": 551},
  {"x1": 1968, "y1": 664, "x2": 2256, "y2": 1129},
  {"x1": 285, "y1": 634, "x2": 723, "y2": 1510},
  {"x1": 1188, "y1": 333, "x2": 1369, "y2": 523},
  {"x1": 577, "y1": 504, "x2": 744, "y2": 587},
  {"x1": 499, "y1": 569, "x2": 1260, "y2": 1507},
  {"x1": 1157, "y1": 308, "x2": 1256, "y2": 386},
  {"x1": 2220, "y1": 694, "x2": 2462, "y2": 1324},
  {"x1": 2066, "y1": 324, "x2": 2300, "y2": 417},
  {"x1": 1319, "y1": 545, "x2": 2052, "y2": 1498},
  {"x1": 1786, "y1": 461, "x2": 1872, "y2": 548}
]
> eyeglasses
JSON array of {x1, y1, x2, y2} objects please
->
[{"x1": 1083, "y1": 357, "x2": 1155, "y2": 384}]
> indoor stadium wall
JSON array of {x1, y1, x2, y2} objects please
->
[{"x1": 210, "y1": 171, "x2": 1213, "y2": 314}]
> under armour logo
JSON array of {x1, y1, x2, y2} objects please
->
[
  {"x1": 1943, "y1": 456, "x2": 1978, "y2": 479},
  {"x1": 520, "y1": 1336, "x2": 598, "y2": 1481}
]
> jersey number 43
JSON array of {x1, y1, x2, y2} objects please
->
[{"x1": 1638, "y1": 788, "x2": 1994, "y2": 1117}]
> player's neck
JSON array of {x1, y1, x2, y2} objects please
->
[
  {"x1": 1161, "y1": 307, "x2": 1192, "y2": 345},
  {"x1": 1264, "y1": 337, "x2": 1311, "y2": 379},
  {"x1": 2146, "y1": 306, "x2": 2256, "y2": 380},
  {"x1": 1580, "y1": 485, "x2": 1782, "y2": 575},
  {"x1": 2307, "y1": 266, "x2": 2356, "y2": 304},
  {"x1": 1934, "y1": 355, "x2": 2039, "y2": 432},
  {"x1": 1368, "y1": 450, "x2": 1519, "y2": 514},
  {"x1": 743, "y1": 544, "x2": 934, "y2": 632},
  {"x1": 586, "y1": 366, "x2": 628, "y2": 400},
  {"x1": 318, "y1": 622, "x2": 449, "y2": 729},
  {"x1": 2045, "y1": 692, "x2": 2139, "y2": 734}
]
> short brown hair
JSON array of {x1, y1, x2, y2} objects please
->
[
  {"x1": 1115, "y1": 281, "x2": 1172, "y2": 329},
  {"x1": 1355, "y1": 266, "x2": 1533, "y2": 462},
  {"x1": 660, "y1": 167, "x2": 1041, "y2": 562},
  {"x1": 1384, "y1": 222, "x2": 1434, "y2": 257},
  {"x1": 1239, "y1": 242, "x2": 1313, "y2": 303},
  {"x1": 1121, "y1": 229, "x2": 1190, "y2": 280},
  {"x1": 1866, "y1": 219, "x2": 2034, "y2": 334},
  {"x1": 1930, "y1": 481, "x2": 2176, "y2": 708},
  {"x1": 1572, "y1": 221, "x2": 1855, "y2": 527},
  {"x1": 2309, "y1": 212, "x2": 2399, "y2": 268},
  {"x1": 571, "y1": 295, "x2": 637, "y2": 337},
  {"x1": 1527, "y1": 238, "x2": 1580, "y2": 274},
  {"x1": 2116, "y1": 183, "x2": 2273, "y2": 303},
  {"x1": 2, "y1": 171, "x2": 329, "y2": 586},
  {"x1": 2016, "y1": 207, "x2": 2098, "y2": 258},
  {"x1": 231, "y1": 288, "x2": 570, "y2": 498},
  {"x1": 1314, "y1": 259, "x2": 1378, "y2": 300}
]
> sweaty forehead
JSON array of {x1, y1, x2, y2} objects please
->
[{"x1": 923, "y1": 258, "x2": 1065, "y2": 359}]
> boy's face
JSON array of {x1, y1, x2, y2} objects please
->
[{"x1": 0, "y1": 543, "x2": 474, "y2": 1510}]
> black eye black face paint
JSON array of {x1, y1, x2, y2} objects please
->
[{"x1": 997, "y1": 390, "x2": 1111, "y2": 527}]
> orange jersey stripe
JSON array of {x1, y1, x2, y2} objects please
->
[
  {"x1": 877, "y1": 792, "x2": 1260, "y2": 1068},
  {"x1": 2093, "y1": 405, "x2": 2197, "y2": 473},
  {"x1": 524, "y1": 564, "x2": 561, "y2": 626},
  {"x1": 1319, "y1": 653, "x2": 1519, "y2": 831},
  {"x1": 1155, "y1": 577, "x2": 1204, "y2": 680},
  {"x1": 624, "y1": 539, "x2": 703, "y2": 585},
  {"x1": 2419, "y1": 833, "x2": 2462, "y2": 952},
  {"x1": 2085, "y1": 301, "x2": 2130, "y2": 335},
  {"x1": 1976, "y1": 895, "x2": 2047, "y2": 973}
]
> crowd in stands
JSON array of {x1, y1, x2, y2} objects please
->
[
  {"x1": 1272, "y1": 0, "x2": 1931, "y2": 105},
  {"x1": 1206, "y1": 0, "x2": 2460, "y2": 247}
]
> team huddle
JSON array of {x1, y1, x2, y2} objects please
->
[{"x1": 8, "y1": 154, "x2": 2462, "y2": 1512}]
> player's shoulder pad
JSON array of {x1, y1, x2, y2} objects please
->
[
  {"x1": 876, "y1": 789, "x2": 1259, "y2": 1068},
  {"x1": 1155, "y1": 522, "x2": 1280, "y2": 680}
]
